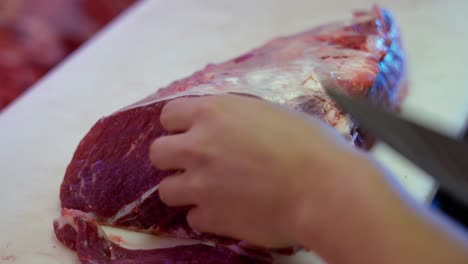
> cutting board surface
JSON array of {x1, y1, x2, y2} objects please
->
[{"x1": 1, "y1": 0, "x2": 467, "y2": 263}]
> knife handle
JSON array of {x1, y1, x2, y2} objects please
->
[{"x1": 431, "y1": 127, "x2": 468, "y2": 228}]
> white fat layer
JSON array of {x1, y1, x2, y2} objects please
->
[
  {"x1": 108, "y1": 184, "x2": 160, "y2": 224},
  {"x1": 226, "y1": 244, "x2": 249, "y2": 256},
  {"x1": 118, "y1": 85, "x2": 221, "y2": 112},
  {"x1": 56, "y1": 214, "x2": 77, "y2": 230}
]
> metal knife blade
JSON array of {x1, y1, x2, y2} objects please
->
[{"x1": 326, "y1": 88, "x2": 468, "y2": 205}]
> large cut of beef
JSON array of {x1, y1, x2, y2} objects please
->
[{"x1": 54, "y1": 6, "x2": 406, "y2": 263}]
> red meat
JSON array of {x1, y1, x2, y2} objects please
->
[{"x1": 56, "y1": 6, "x2": 406, "y2": 263}]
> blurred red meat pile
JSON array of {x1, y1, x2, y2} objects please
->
[{"x1": 0, "y1": 0, "x2": 137, "y2": 111}]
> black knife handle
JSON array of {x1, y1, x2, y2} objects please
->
[
  {"x1": 431, "y1": 126, "x2": 468, "y2": 228},
  {"x1": 464, "y1": 126, "x2": 468, "y2": 141}
]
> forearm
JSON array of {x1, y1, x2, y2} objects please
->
[{"x1": 294, "y1": 156, "x2": 468, "y2": 264}]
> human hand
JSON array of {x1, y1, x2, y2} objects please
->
[{"x1": 149, "y1": 94, "x2": 369, "y2": 248}]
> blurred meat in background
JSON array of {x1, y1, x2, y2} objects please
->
[{"x1": 0, "y1": 0, "x2": 138, "y2": 111}]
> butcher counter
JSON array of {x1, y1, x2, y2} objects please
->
[{"x1": 1, "y1": 0, "x2": 467, "y2": 263}]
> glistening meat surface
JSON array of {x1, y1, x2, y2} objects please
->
[{"x1": 55, "y1": 6, "x2": 406, "y2": 263}]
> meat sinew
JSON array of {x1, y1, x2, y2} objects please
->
[{"x1": 54, "y1": 6, "x2": 406, "y2": 263}]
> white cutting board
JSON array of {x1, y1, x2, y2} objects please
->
[{"x1": 1, "y1": 0, "x2": 467, "y2": 263}]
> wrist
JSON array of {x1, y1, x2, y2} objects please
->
[
  {"x1": 292, "y1": 153, "x2": 396, "y2": 261},
  {"x1": 291, "y1": 151, "x2": 468, "y2": 264}
]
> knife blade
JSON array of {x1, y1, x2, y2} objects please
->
[{"x1": 326, "y1": 88, "x2": 468, "y2": 205}]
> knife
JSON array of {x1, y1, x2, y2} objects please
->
[{"x1": 325, "y1": 88, "x2": 468, "y2": 205}]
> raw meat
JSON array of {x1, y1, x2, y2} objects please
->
[
  {"x1": 55, "y1": 6, "x2": 406, "y2": 263},
  {"x1": 54, "y1": 209, "x2": 269, "y2": 264}
]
